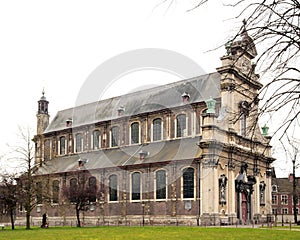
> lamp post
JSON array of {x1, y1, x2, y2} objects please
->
[
  {"x1": 281, "y1": 200, "x2": 284, "y2": 226},
  {"x1": 141, "y1": 201, "x2": 145, "y2": 226}
]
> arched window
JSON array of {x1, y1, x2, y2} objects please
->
[
  {"x1": 131, "y1": 122, "x2": 139, "y2": 144},
  {"x1": 44, "y1": 139, "x2": 51, "y2": 161},
  {"x1": 131, "y1": 172, "x2": 141, "y2": 201},
  {"x1": 36, "y1": 182, "x2": 43, "y2": 204},
  {"x1": 93, "y1": 130, "x2": 100, "y2": 150},
  {"x1": 176, "y1": 114, "x2": 186, "y2": 138},
  {"x1": 109, "y1": 175, "x2": 118, "y2": 201},
  {"x1": 88, "y1": 177, "x2": 97, "y2": 202},
  {"x1": 183, "y1": 168, "x2": 194, "y2": 198},
  {"x1": 59, "y1": 136, "x2": 66, "y2": 155},
  {"x1": 70, "y1": 178, "x2": 78, "y2": 203},
  {"x1": 153, "y1": 118, "x2": 162, "y2": 141},
  {"x1": 52, "y1": 180, "x2": 60, "y2": 204},
  {"x1": 111, "y1": 126, "x2": 119, "y2": 147},
  {"x1": 75, "y1": 133, "x2": 83, "y2": 152},
  {"x1": 239, "y1": 101, "x2": 249, "y2": 137},
  {"x1": 156, "y1": 170, "x2": 166, "y2": 200}
]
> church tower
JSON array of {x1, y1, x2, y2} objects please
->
[
  {"x1": 34, "y1": 90, "x2": 50, "y2": 165},
  {"x1": 217, "y1": 20, "x2": 262, "y2": 135},
  {"x1": 37, "y1": 89, "x2": 49, "y2": 135}
]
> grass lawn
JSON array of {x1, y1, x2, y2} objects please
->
[{"x1": 0, "y1": 226, "x2": 299, "y2": 240}]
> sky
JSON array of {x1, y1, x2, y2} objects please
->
[{"x1": 0, "y1": 1, "x2": 296, "y2": 176}]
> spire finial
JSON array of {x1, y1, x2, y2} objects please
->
[
  {"x1": 241, "y1": 19, "x2": 248, "y2": 36},
  {"x1": 40, "y1": 88, "x2": 46, "y2": 100}
]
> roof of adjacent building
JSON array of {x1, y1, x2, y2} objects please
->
[
  {"x1": 35, "y1": 137, "x2": 202, "y2": 175},
  {"x1": 272, "y1": 177, "x2": 300, "y2": 193},
  {"x1": 44, "y1": 72, "x2": 220, "y2": 134}
]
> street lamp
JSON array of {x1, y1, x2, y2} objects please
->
[
  {"x1": 141, "y1": 201, "x2": 145, "y2": 226},
  {"x1": 281, "y1": 200, "x2": 284, "y2": 226}
]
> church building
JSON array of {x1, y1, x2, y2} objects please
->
[{"x1": 27, "y1": 25, "x2": 274, "y2": 226}]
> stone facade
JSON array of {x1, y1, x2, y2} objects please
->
[{"x1": 18, "y1": 25, "x2": 275, "y2": 226}]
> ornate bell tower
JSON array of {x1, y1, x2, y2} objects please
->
[
  {"x1": 34, "y1": 90, "x2": 50, "y2": 165},
  {"x1": 37, "y1": 89, "x2": 49, "y2": 135},
  {"x1": 217, "y1": 20, "x2": 262, "y2": 134}
]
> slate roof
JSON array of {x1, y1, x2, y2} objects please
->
[
  {"x1": 44, "y1": 72, "x2": 220, "y2": 134},
  {"x1": 35, "y1": 137, "x2": 202, "y2": 175},
  {"x1": 272, "y1": 178, "x2": 300, "y2": 193}
]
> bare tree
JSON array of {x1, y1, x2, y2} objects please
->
[
  {"x1": 9, "y1": 127, "x2": 50, "y2": 229},
  {"x1": 62, "y1": 170, "x2": 97, "y2": 227},
  {"x1": 0, "y1": 173, "x2": 18, "y2": 230}
]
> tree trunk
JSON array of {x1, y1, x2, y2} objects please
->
[
  {"x1": 26, "y1": 212, "x2": 31, "y2": 230},
  {"x1": 10, "y1": 209, "x2": 15, "y2": 230},
  {"x1": 76, "y1": 208, "x2": 81, "y2": 227}
]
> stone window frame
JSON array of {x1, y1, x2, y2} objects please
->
[
  {"x1": 110, "y1": 126, "x2": 120, "y2": 148},
  {"x1": 181, "y1": 167, "x2": 195, "y2": 200},
  {"x1": 36, "y1": 181, "x2": 43, "y2": 205},
  {"x1": 59, "y1": 136, "x2": 66, "y2": 155},
  {"x1": 108, "y1": 174, "x2": 118, "y2": 202},
  {"x1": 239, "y1": 101, "x2": 250, "y2": 137},
  {"x1": 92, "y1": 129, "x2": 101, "y2": 150},
  {"x1": 52, "y1": 179, "x2": 60, "y2": 204},
  {"x1": 130, "y1": 171, "x2": 142, "y2": 202},
  {"x1": 130, "y1": 121, "x2": 140, "y2": 145},
  {"x1": 44, "y1": 138, "x2": 51, "y2": 161},
  {"x1": 69, "y1": 178, "x2": 78, "y2": 203},
  {"x1": 74, "y1": 132, "x2": 83, "y2": 153},
  {"x1": 154, "y1": 169, "x2": 167, "y2": 201},
  {"x1": 175, "y1": 113, "x2": 187, "y2": 138},
  {"x1": 152, "y1": 118, "x2": 163, "y2": 142}
]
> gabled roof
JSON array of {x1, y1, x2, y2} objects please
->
[
  {"x1": 35, "y1": 137, "x2": 202, "y2": 175},
  {"x1": 44, "y1": 72, "x2": 220, "y2": 134}
]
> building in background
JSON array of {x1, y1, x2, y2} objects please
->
[{"x1": 271, "y1": 174, "x2": 300, "y2": 224}]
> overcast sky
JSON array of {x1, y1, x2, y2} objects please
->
[{"x1": 0, "y1": 1, "x2": 294, "y2": 177}]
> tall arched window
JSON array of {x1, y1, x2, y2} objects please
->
[
  {"x1": 183, "y1": 168, "x2": 194, "y2": 198},
  {"x1": 75, "y1": 133, "x2": 83, "y2": 152},
  {"x1": 156, "y1": 170, "x2": 166, "y2": 200},
  {"x1": 131, "y1": 122, "x2": 139, "y2": 144},
  {"x1": 36, "y1": 182, "x2": 43, "y2": 204},
  {"x1": 59, "y1": 136, "x2": 66, "y2": 155},
  {"x1": 44, "y1": 139, "x2": 51, "y2": 161},
  {"x1": 176, "y1": 114, "x2": 186, "y2": 138},
  {"x1": 93, "y1": 130, "x2": 100, "y2": 150},
  {"x1": 52, "y1": 180, "x2": 60, "y2": 204},
  {"x1": 153, "y1": 118, "x2": 162, "y2": 141},
  {"x1": 111, "y1": 126, "x2": 119, "y2": 147},
  {"x1": 131, "y1": 172, "x2": 141, "y2": 201},
  {"x1": 109, "y1": 175, "x2": 118, "y2": 201},
  {"x1": 88, "y1": 177, "x2": 97, "y2": 202},
  {"x1": 239, "y1": 101, "x2": 249, "y2": 137},
  {"x1": 70, "y1": 178, "x2": 78, "y2": 203}
]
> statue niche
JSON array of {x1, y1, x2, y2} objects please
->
[{"x1": 219, "y1": 174, "x2": 228, "y2": 206}]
